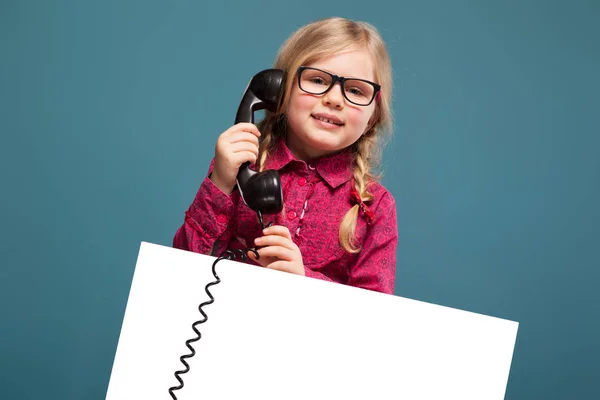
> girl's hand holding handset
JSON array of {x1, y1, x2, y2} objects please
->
[
  {"x1": 210, "y1": 122, "x2": 261, "y2": 194},
  {"x1": 209, "y1": 123, "x2": 306, "y2": 275}
]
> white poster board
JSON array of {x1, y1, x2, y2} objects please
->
[{"x1": 105, "y1": 242, "x2": 519, "y2": 400}]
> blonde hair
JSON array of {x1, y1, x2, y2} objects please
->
[{"x1": 256, "y1": 17, "x2": 394, "y2": 253}]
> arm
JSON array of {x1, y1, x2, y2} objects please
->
[
  {"x1": 346, "y1": 191, "x2": 398, "y2": 294},
  {"x1": 173, "y1": 159, "x2": 238, "y2": 256}
]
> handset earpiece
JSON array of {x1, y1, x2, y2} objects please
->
[{"x1": 234, "y1": 69, "x2": 285, "y2": 216}]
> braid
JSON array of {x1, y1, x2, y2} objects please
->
[
  {"x1": 338, "y1": 128, "x2": 381, "y2": 253},
  {"x1": 257, "y1": 133, "x2": 273, "y2": 172},
  {"x1": 256, "y1": 114, "x2": 286, "y2": 172}
]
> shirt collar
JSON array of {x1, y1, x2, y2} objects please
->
[{"x1": 263, "y1": 138, "x2": 354, "y2": 189}]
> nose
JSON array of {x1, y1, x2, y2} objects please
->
[{"x1": 322, "y1": 81, "x2": 344, "y2": 108}]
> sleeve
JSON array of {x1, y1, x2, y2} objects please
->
[
  {"x1": 172, "y1": 159, "x2": 238, "y2": 257},
  {"x1": 304, "y1": 268, "x2": 335, "y2": 282},
  {"x1": 346, "y1": 190, "x2": 398, "y2": 294}
]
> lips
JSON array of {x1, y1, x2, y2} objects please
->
[{"x1": 311, "y1": 113, "x2": 344, "y2": 126}]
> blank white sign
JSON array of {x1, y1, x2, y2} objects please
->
[{"x1": 105, "y1": 242, "x2": 519, "y2": 400}]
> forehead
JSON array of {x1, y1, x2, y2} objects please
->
[{"x1": 306, "y1": 48, "x2": 375, "y2": 82}]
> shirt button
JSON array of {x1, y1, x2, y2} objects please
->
[
  {"x1": 298, "y1": 178, "x2": 307, "y2": 186},
  {"x1": 287, "y1": 211, "x2": 297, "y2": 220},
  {"x1": 217, "y1": 214, "x2": 227, "y2": 223},
  {"x1": 308, "y1": 163, "x2": 315, "y2": 170}
]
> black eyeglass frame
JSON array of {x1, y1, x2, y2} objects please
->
[{"x1": 296, "y1": 66, "x2": 381, "y2": 106}]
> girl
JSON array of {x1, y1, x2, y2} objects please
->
[{"x1": 173, "y1": 17, "x2": 398, "y2": 294}]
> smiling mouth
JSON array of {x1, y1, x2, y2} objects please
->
[{"x1": 311, "y1": 115, "x2": 344, "y2": 126}]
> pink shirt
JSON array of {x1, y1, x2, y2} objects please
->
[{"x1": 173, "y1": 139, "x2": 398, "y2": 294}]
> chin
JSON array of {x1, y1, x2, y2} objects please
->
[{"x1": 308, "y1": 140, "x2": 344, "y2": 155}]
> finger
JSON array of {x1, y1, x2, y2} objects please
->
[
  {"x1": 228, "y1": 131, "x2": 260, "y2": 146},
  {"x1": 247, "y1": 250, "x2": 270, "y2": 267},
  {"x1": 229, "y1": 152, "x2": 257, "y2": 167},
  {"x1": 262, "y1": 225, "x2": 292, "y2": 240},
  {"x1": 265, "y1": 260, "x2": 293, "y2": 273},
  {"x1": 237, "y1": 152, "x2": 258, "y2": 166},
  {"x1": 256, "y1": 245, "x2": 295, "y2": 261},
  {"x1": 254, "y1": 235, "x2": 295, "y2": 251},
  {"x1": 229, "y1": 141, "x2": 259, "y2": 156},
  {"x1": 232, "y1": 123, "x2": 261, "y2": 137}
]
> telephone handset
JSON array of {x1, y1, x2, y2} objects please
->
[
  {"x1": 234, "y1": 69, "x2": 286, "y2": 219},
  {"x1": 169, "y1": 69, "x2": 286, "y2": 399}
]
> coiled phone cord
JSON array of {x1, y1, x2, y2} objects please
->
[{"x1": 168, "y1": 217, "x2": 273, "y2": 399}]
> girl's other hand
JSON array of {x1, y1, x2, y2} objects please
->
[
  {"x1": 210, "y1": 122, "x2": 261, "y2": 194},
  {"x1": 249, "y1": 225, "x2": 305, "y2": 276}
]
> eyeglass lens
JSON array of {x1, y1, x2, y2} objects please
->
[{"x1": 299, "y1": 68, "x2": 375, "y2": 105}]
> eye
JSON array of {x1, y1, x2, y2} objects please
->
[
  {"x1": 311, "y1": 77, "x2": 327, "y2": 85},
  {"x1": 347, "y1": 87, "x2": 365, "y2": 97}
]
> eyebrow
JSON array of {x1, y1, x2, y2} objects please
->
[{"x1": 311, "y1": 66, "x2": 373, "y2": 81}]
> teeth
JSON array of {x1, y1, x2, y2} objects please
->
[{"x1": 315, "y1": 116, "x2": 341, "y2": 125}]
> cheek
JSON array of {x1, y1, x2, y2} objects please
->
[
  {"x1": 289, "y1": 93, "x2": 317, "y2": 115},
  {"x1": 286, "y1": 95, "x2": 306, "y2": 130},
  {"x1": 291, "y1": 82, "x2": 321, "y2": 107},
  {"x1": 286, "y1": 92, "x2": 318, "y2": 131},
  {"x1": 346, "y1": 108, "x2": 373, "y2": 131}
]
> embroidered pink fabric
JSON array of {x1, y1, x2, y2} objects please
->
[{"x1": 172, "y1": 139, "x2": 398, "y2": 294}]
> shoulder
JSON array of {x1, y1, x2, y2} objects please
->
[{"x1": 366, "y1": 179, "x2": 396, "y2": 214}]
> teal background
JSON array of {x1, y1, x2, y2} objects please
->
[{"x1": 1, "y1": 0, "x2": 598, "y2": 398}]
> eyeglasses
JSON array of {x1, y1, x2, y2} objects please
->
[{"x1": 296, "y1": 66, "x2": 381, "y2": 106}]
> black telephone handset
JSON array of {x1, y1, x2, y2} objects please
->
[
  {"x1": 234, "y1": 69, "x2": 286, "y2": 218},
  {"x1": 168, "y1": 69, "x2": 287, "y2": 400}
]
